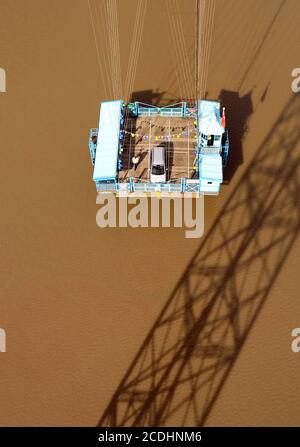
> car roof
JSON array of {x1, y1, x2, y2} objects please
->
[{"x1": 152, "y1": 146, "x2": 165, "y2": 164}]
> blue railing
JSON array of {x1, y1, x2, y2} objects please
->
[
  {"x1": 137, "y1": 107, "x2": 184, "y2": 117},
  {"x1": 89, "y1": 128, "x2": 98, "y2": 165},
  {"x1": 133, "y1": 101, "x2": 188, "y2": 117},
  {"x1": 96, "y1": 182, "x2": 187, "y2": 193},
  {"x1": 185, "y1": 181, "x2": 201, "y2": 192},
  {"x1": 95, "y1": 181, "x2": 117, "y2": 192},
  {"x1": 222, "y1": 129, "x2": 229, "y2": 167},
  {"x1": 95, "y1": 181, "x2": 201, "y2": 193},
  {"x1": 138, "y1": 107, "x2": 161, "y2": 116}
]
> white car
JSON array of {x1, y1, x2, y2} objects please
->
[{"x1": 150, "y1": 146, "x2": 166, "y2": 183}]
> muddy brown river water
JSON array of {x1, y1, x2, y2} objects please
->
[{"x1": 0, "y1": 0, "x2": 300, "y2": 426}]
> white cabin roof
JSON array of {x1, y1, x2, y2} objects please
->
[
  {"x1": 198, "y1": 99, "x2": 224, "y2": 136},
  {"x1": 199, "y1": 154, "x2": 223, "y2": 182},
  {"x1": 93, "y1": 100, "x2": 122, "y2": 181}
]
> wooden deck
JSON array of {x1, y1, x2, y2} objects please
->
[{"x1": 118, "y1": 115, "x2": 196, "y2": 183}]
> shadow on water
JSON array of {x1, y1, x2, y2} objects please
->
[
  {"x1": 237, "y1": 0, "x2": 286, "y2": 92},
  {"x1": 219, "y1": 89, "x2": 253, "y2": 184},
  {"x1": 130, "y1": 89, "x2": 165, "y2": 106},
  {"x1": 98, "y1": 93, "x2": 300, "y2": 427},
  {"x1": 130, "y1": 89, "x2": 185, "y2": 107}
]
